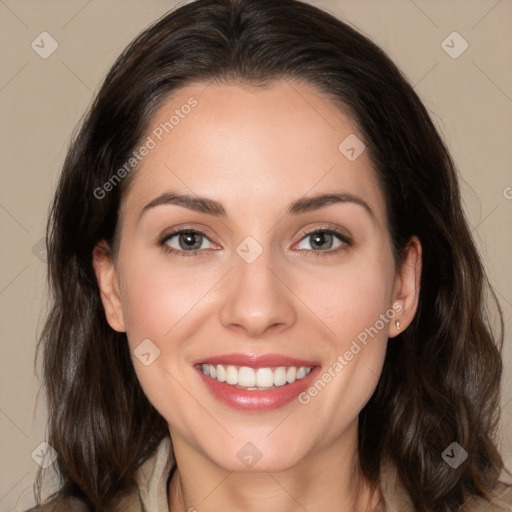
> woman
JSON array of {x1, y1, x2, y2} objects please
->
[{"x1": 29, "y1": 0, "x2": 511, "y2": 510}]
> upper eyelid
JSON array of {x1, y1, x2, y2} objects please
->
[
  {"x1": 294, "y1": 228, "x2": 352, "y2": 250},
  {"x1": 160, "y1": 228, "x2": 217, "y2": 247}
]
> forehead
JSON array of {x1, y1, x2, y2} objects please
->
[{"x1": 120, "y1": 79, "x2": 387, "y2": 228}]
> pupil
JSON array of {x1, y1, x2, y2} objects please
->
[
  {"x1": 311, "y1": 232, "x2": 332, "y2": 250},
  {"x1": 180, "y1": 232, "x2": 201, "y2": 250}
]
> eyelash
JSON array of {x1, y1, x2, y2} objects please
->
[{"x1": 158, "y1": 226, "x2": 353, "y2": 259}]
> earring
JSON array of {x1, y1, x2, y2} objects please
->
[{"x1": 395, "y1": 319, "x2": 401, "y2": 331}]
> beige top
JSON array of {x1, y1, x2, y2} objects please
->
[{"x1": 29, "y1": 435, "x2": 512, "y2": 511}]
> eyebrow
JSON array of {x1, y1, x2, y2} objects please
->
[{"x1": 138, "y1": 190, "x2": 375, "y2": 222}]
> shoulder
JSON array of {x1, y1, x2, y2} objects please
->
[
  {"x1": 380, "y1": 459, "x2": 512, "y2": 511},
  {"x1": 23, "y1": 496, "x2": 90, "y2": 512},
  {"x1": 24, "y1": 437, "x2": 173, "y2": 512},
  {"x1": 461, "y1": 482, "x2": 512, "y2": 511},
  {"x1": 23, "y1": 492, "x2": 142, "y2": 512}
]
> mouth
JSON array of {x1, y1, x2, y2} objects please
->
[
  {"x1": 193, "y1": 354, "x2": 320, "y2": 412},
  {"x1": 198, "y1": 363, "x2": 313, "y2": 390}
]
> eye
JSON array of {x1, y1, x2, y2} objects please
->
[
  {"x1": 295, "y1": 228, "x2": 352, "y2": 256},
  {"x1": 158, "y1": 226, "x2": 352, "y2": 259},
  {"x1": 158, "y1": 229, "x2": 216, "y2": 257}
]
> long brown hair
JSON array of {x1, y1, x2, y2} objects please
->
[{"x1": 34, "y1": 0, "x2": 510, "y2": 510}]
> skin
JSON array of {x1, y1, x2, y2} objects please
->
[{"x1": 93, "y1": 79, "x2": 422, "y2": 512}]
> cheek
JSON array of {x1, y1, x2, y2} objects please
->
[
  {"x1": 119, "y1": 254, "x2": 211, "y2": 343},
  {"x1": 118, "y1": 252, "x2": 219, "y2": 405},
  {"x1": 118, "y1": 257, "x2": 203, "y2": 425},
  {"x1": 294, "y1": 251, "x2": 394, "y2": 416},
  {"x1": 299, "y1": 252, "x2": 394, "y2": 342}
]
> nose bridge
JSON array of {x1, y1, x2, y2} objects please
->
[{"x1": 219, "y1": 237, "x2": 296, "y2": 336}]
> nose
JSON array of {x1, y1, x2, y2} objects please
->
[{"x1": 219, "y1": 246, "x2": 297, "y2": 338}]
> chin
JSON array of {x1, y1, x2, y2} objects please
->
[{"x1": 201, "y1": 436, "x2": 310, "y2": 474}]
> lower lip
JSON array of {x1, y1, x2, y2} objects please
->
[{"x1": 195, "y1": 366, "x2": 320, "y2": 412}]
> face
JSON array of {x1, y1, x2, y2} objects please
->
[{"x1": 94, "y1": 79, "x2": 421, "y2": 473}]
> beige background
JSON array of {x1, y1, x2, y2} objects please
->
[{"x1": 1, "y1": 0, "x2": 511, "y2": 509}]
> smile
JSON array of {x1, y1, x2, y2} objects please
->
[
  {"x1": 193, "y1": 353, "x2": 320, "y2": 411},
  {"x1": 201, "y1": 364, "x2": 313, "y2": 390}
]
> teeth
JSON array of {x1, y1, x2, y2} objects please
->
[
  {"x1": 256, "y1": 368, "x2": 274, "y2": 387},
  {"x1": 200, "y1": 364, "x2": 313, "y2": 389},
  {"x1": 273, "y1": 367, "x2": 287, "y2": 387},
  {"x1": 286, "y1": 366, "x2": 297, "y2": 383},
  {"x1": 226, "y1": 365, "x2": 238, "y2": 385},
  {"x1": 238, "y1": 366, "x2": 256, "y2": 387},
  {"x1": 216, "y1": 364, "x2": 226, "y2": 382}
]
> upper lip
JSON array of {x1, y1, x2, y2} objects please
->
[{"x1": 193, "y1": 353, "x2": 320, "y2": 368}]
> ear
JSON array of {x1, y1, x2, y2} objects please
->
[
  {"x1": 92, "y1": 240, "x2": 126, "y2": 332},
  {"x1": 388, "y1": 235, "x2": 422, "y2": 338}
]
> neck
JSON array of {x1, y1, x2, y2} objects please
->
[{"x1": 167, "y1": 421, "x2": 382, "y2": 512}]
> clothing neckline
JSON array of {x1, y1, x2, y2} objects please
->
[
  {"x1": 132, "y1": 436, "x2": 416, "y2": 511},
  {"x1": 130, "y1": 435, "x2": 512, "y2": 512}
]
